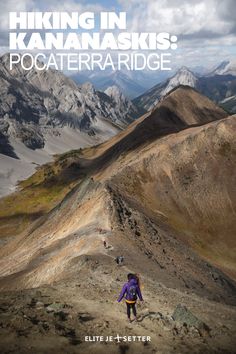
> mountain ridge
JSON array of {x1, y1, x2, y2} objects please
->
[
  {"x1": 0, "y1": 53, "x2": 140, "y2": 154},
  {"x1": 134, "y1": 64, "x2": 236, "y2": 113},
  {"x1": 0, "y1": 54, "x2": 142, "y2": 197},
  {"x1": 208, "y1": 60, "x2": 236, "y2": 76},
  {"x1": 0, "y1": 86, "x2": 236, "y2": 353}
]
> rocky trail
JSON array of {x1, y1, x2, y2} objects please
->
[{"x1": 1, "y1": 251, "x2": 236, "y2": 354}]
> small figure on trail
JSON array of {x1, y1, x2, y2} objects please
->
[
  {"x1": 117, "y1": 273, "x2": 143, "y2": 322},
  {"x1": 115, "y1": 256, "x2": 124, "y2": 265},
  {"x1": 103, "y1": 240, "x2": 107, "y2": 248}
]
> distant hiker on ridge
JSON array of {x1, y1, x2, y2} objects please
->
[
  {"x1": 117, "y1": 273, "x2": 143, "y2": 322},
  {"x1": 115, "y1": 256, "x2": 124, "y2": 265}
]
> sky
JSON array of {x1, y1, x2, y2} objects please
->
[{"x1": 0, "y1": 0, "x2": 235, "y2": 72}]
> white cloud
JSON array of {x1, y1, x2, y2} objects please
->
[
  {"x1": 116, "y1": 0, "x2": 236, "y2": 67},
  {"x1": 0, "y1": 0, "x2": 105, "y2": 32},
  {"x1": 118, "y1": 0, "x2": 236, "y2": 38},
  {"x1": 0, "y1": 0, "x2": 235, "y2": 69},
  {"x1": 0, "y1": 0, "x2": 34, "y2": 31}
]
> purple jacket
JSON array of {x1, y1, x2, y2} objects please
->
[{"x1": 117, "y1": 278, "x2": 143, "y2": 302}]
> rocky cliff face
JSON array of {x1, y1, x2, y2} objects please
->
[
  {"x1": 105, "y1": 85, "x2": 144, "y2": 125},
  {"x1": 134, "y1": 65, "x2": 236, "y2": 113},
  {"x1": 208, "y1": 60, "x2": 236, "y2": 76},
  {"x1": 0, "y1": 54, "x2": 140, "y2": 156},
  {"x1": 134, "y1": 67, "x2": 198, "y2": 111},
  {"x1": 0, "y1": 54, "x2": 142, "y2": 196}
]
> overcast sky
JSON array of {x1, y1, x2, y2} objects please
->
[{"x1": 0, "y1": 0, "x2": 235, "y2": 71}]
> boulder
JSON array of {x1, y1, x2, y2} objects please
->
[{"x1": 172, "y1": 304, "x2": 210, "y2": 334}]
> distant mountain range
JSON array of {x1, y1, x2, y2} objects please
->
[
  {"x1": 134, "y1": 61, "x2": 236, "y2": 113},
  {"x1": 0, "y1": 54, "x2": 141, "y2": 196},
  {"x1": 0, "y1": 54, "x2": 140, "y2": 152},
  {"x1": 208, "y1": 60, "x2": 236, "y2": 76},
  {"x1": 1, "y1": 54, "x2": 236, "y2": 197},
  {"x1": 71, "y1": 69, "x2": 171, "y2": 99},
  {"x1": 71, "y1": 61, "x2": 236, "y2": 111}
]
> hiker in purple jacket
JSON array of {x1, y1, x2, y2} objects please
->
[{"x1": 117, "y1": 273, "x2": 143, "y2": 322}]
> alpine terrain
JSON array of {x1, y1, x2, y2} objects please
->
[
  {"x1": 72, "y1": 69, "x2": 149, "y2": 99},
  {"x1": 134, "y1": 62, "x2": 236, "y2": 113},
  {"x1": 0, "y1": 86, "x2": 236, "y2": 354},
  {"x1": 0, "y1": 54, "x2": 140, "y2": 197}
]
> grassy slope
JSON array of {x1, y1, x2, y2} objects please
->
[{"x1": 0, "y1": 150, "x2": 85, "y2": 240}]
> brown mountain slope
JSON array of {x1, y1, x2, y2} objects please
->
[
  {"x1": 0, "y1": 87, "x2": 236, "y2": 354},
  {"x1": 110, "y1": 115, "x2": 236, "y2": 278},
  {"x1": 0, "y1": 87, "x2": 235, "y2": 290},
  {"x1": 0, "y1": 86, "x2": 227, "y2": 243},
  {"x1": 81, "y1": 86, "x2": 227, "y2": 163}
]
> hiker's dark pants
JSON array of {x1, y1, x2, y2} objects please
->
[{"x1": 126, "y1": 302, "x2": 137, "y2": 318}]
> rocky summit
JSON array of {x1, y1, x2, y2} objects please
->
[
  {"x1": 0, "y1": 54, "x2": 141, "y2": 197},
  {"x1": 0, "y1": 53, "x2": 140, "y2": 153},
  {"x1": 134, "y1": 64, "x2": 236, "y2": 113}
]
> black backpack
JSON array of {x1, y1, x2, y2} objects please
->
[{"x1": 128, "y1": 285, "x2": 137, "y2": 301}]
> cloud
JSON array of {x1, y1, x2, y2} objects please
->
[
  {"x1": 0, "y1": 0, "x2": 34, "y2": 31},
  {"x1": 0, "y1": 0, "x2": 105, "y2": 46},
  {"x1": 0, "y1": 0, "x2": 235, "y2": 69},
  {"x1": 116, "y1": 0, "x2": 236, "y2": 68},
  {"x1": 118, "y1": 0, "x2": 236, "y2": 38}
]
